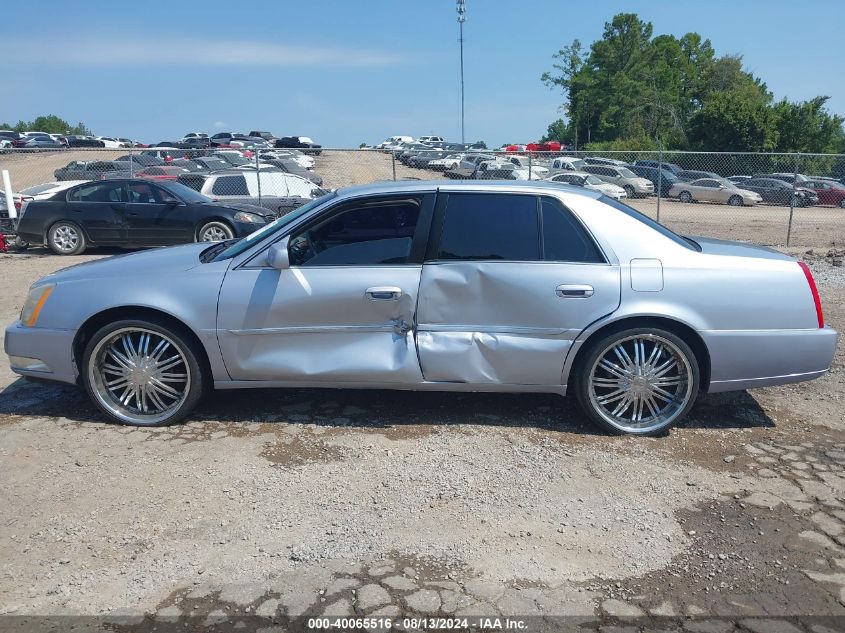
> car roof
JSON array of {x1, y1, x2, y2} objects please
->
[{"x1": 333, "y1": 179, "x2": 603, "y2": 201}]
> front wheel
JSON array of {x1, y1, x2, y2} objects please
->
[
  {"x1": 678, "y1": 191, "x2": 693, "y2": 203},
  {"x1": 198, "y1": 221, "x2": 234, "y2": 242},
  {"x1": 574, "y1": 328, "x2": 700, "y2": 436},
  {"x1": 728, "y1": 195, "x2": 743, "y2": 207},
  {"x1": 623, "y1": 185, "x2": 635, "y2": 198},
  {"x1": 839, "y1": 199, "x2": 845, "y2": 209},
  {"x1": 82, "y1": 318, "x2": 206, "y2": 426},
  {"x1": 47, "y1": 221, "x2": 86, "y2": 255}
]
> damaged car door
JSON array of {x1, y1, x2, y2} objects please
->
[
  {"x1": 415, "y1": 193, "x2": 621, "y2": 385},
  {"x1": 216, "y1": 193, "x2": 433, "y2": 382}
]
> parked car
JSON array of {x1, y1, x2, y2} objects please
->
[
  {"x1": 740, "y1": 178, "x2": 818, "y2": 206},
  {"x1": 7, "y1": 181, "x2": 836, "y2": 437},
  {"x1": 628, "y1": 165, "x2": 681, "y2": 197},
  {"x1": 96, "y1": 137, "x2": 126, "y2": 149},
  {"x1": 131, "y1": 166, "x2": 191, "y2": 181},
  {"x1": 376, "y1": 135, "x2": 415, "y2": 149},
  {"x1": 753, "y1": 173, "x2": 810, "y2": 184},
  {"x1": 15, "y1": 179, "x2": 274, "y2": 255},
  {"x1": 632, "y1": 159, "x2": 683, "y2": 175},
  {"x1": 669, "y1": 178, "x2": 762, "y2": 206},
  {"x1": 257, "y1": 157, "x2": 323, "y2": 185},
  {"x1": 548, "y1": 156, "x2": 588, "y2": 174},
  {"x1": 17, "y1": 135, "x2": 62, "y2": 149},
  {"x1": 249, "y1": 131, "x2": 278, "y2": 143},
  {"x1": 582, "y1": 165, "x2": 654, "y2": 197},
  {"x1": 0, "y1": 130, "x2": 22, "y2": 145},
  {"x1": 259, "y1": 149, "x2": 315, "y2": 170},
  {"x1": 176, "y1": 170, "x2": 323, "y2": 216},
  {"x1": 676, "y1": 170, "x2": 721, "y2": 182},
  {"x1": 504, "y1": 155, "x2": 549, "y2": 177},
  {"x1": 408, "y1": 150, "x2": 447, "y2": 169},
  {"x1": 583, "y1": 156, "x2": 628, "y2": 166},
  {"x1": 274, "y1": 136, "x2": 322, "y2": 154},
  {"x1": 61, "y1": 135, "x2": 105, "y2": 148},
  {"x1": 54, "y1": 161, "x2": 131, "y2": 181},
  {"x1": 116, "y1": 154, "x2": 166, "y2": 168},
  {"x1": 428, "y1": 154, "x2": 466, "y2": 172},
  {"x1": 210, "y1": 132, "x2": 239, "y2": 146},
  {"x1": 545, "y1": 172, "x2": 627, "y2": 199},
  {"x1": 800, "y1": 179, "x2": 845, "y2": 208},
  {"x1": 418, "y1": 135, "x2": 444, "y2": 144},
  {"x1": 181, "y1": 132, "x2": 208, "y2": 141}
]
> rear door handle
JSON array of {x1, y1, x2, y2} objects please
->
[
  {"x1": 556, "y1": 284, "x2": 594, "y2": 298},
  {"x1": 365, "y1": 286, "x2": 403, "y2": 301}
]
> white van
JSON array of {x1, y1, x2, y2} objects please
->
[{"x1": 418, "y1": 135, "x2": 444, "y2": 144}]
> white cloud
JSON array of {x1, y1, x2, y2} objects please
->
[
  {"x1": 213, "y1": 121, "x2": 227, "y2": 129},
  {"x1": 2, "y1": 37, "x2": 405, "y2": 68}
]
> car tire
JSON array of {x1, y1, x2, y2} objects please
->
[
  {"x1": 839, "y1": 199, "x2": 845, "y2": 209},
  {"x1": 81, "y1": 317, "x2": 207, "y2": 426},
  {"x1": 623, "y1": 185, "x2": 635, "y2": 198},
  {"x1": 728, "y1": 195, "x2": 743, "y2": 207},
  {"x1": 197, "y1": 221, "x2": 234, "y2": 242},
  {"x1": 678, "y1": 191, "x2": 693, "y2": 203},
  {"x1": 573, "y1": 327, "x2": 700, "y2": 436},
  {"x1": 47, "y1": 221, "x2": 87, "y2": 255}
]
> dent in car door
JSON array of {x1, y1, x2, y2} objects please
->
[
  {"x1": 415, "y1": 193, "x2": 621, "y2": 386},
  {"x1": 216, "y1": 194, "x2": 434, "y2": 383}
]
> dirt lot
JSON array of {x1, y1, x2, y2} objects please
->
[{"x1": 1, "y1": 154, "x2": 845, "y2": 631}]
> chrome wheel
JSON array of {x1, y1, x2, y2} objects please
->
[
  {"x1": 588, "y1": 334, "x2": 693, "y2": 433},
  {"x1": 89, "y1": 327, "x2": 191, "y2": 425},
  {"x1": 200, "y1": 223, "x2": 232, "y2": 242},
  {"x1": 52, "y1": 225, "x2": 80, "y2": 253},
  {"x1": 679, "y1": 191, "x2": 692, "y2": 203},
  {"x1": 728, "y1": 195, "x2": 743, "y2": 206}
]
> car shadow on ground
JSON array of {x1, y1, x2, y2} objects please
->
[{"x1": 0, "y1": 376, "x2": 775, "y2": 436}]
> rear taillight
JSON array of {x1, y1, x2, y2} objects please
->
[{"x1": 798, "y1": 261, "x2": 824, "y2": 328}]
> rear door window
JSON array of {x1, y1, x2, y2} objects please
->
[
  {"x1": 435, "y1": 193, "x2": 539, "y2": 261},
  {"x1": 212, "y1": 175, "x2": 248, "y2": 196},
  {"x1": 68, "y1": 182, "x2": 125, "y2": 203},
  {"x1": 540, "y1": 197, "x2": 605, "y2": 263}
]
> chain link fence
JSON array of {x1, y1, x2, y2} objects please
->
[{"x1": 1, "y1": 146, "x2": 844, "y2": 248}]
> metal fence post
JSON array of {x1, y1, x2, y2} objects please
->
[
  {"x1": 786, "y1": 152, "x2": 798, "y2": 246},
  {"x1": 656, "y1": 148, "x2": 662, "y2": 223},
  {"x1": 391, "y1": 151, "x2": 397, "y2": 181},
  {"x1": 255, "y1": 148, "x2": 262, "y2": 204},
  {"x1": 528, "y1": 153, "x2": 533, "y2": 180}
]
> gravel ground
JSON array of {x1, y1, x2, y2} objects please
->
[{"x1": 0, "y1": 165, "x2": 844, "y2": 630}]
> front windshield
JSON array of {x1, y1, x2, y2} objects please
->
[
  {"x1": 211, "y1": 192, "x2": 336, "y2": 261},
  {"x1": 158, "y1": 181, "x2": 213, "y2": 204},
  {"x1": 618, "y1": 167, "x2": 637, "y2": 178},
  {"x1": 585, "y1": 175, "x2": 603, "y2": 185},
  {"x1": 569, "y1": 159, "x2": 587, "y2": 170}
]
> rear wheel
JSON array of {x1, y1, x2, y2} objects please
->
[
  {"x1": 574, "y1": 328, "x2": 700, "y2": 436},
  {"x1": 82, "y1": 318, "x2": 206, "y2": 426},
  {"x1": 198, "y1": 221, "x2": 234, "y2": 242},
  {"x1": 47, "y1": 221, "x2": 86, "y2": 255},
  {"x1": 839, "y1": 199, "x2": 845, "y2": 209},
  {"x1": 678, "y1": 191, "x2": 693, "y2": 203},
  {"x1": 728, "y1": 195, "x2": 743, "y2": 206}
]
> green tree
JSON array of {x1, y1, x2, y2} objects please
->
[
  {"x1": 0, "y1": 115, "x2": 92, "y2": 135},
  {"x1": 687, "y1": 91, "x2": 778, "y2": 152}
]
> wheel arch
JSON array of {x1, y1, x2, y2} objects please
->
[
  {"x1": 565, "y1": 315, "x2": 711, "y2": 394},
  {"x1": 72, "y1": 305, "x2": 212, "y2": 382},
  {"x1": 45, "y1": 217, "x2": 91, "y2": 243}
]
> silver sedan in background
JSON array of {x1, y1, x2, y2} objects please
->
[{"x1": 5, "y1": 181, "x2": 838, "y2": 435}]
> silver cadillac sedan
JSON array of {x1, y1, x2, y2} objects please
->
[{"x1": 4, "y1": 181, "x2": 838, "y2": 435}]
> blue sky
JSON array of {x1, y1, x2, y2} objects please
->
[{"x1": 2, "y1": 0, "x2": 843, "y2": 147}]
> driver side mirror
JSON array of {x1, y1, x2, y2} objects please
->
[{"x1": 267, "y1": 236, "x2": 290, "y2": 270}]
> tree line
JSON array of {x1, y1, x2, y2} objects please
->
[
  {"x1": 1, "y1": 114, "x2": 92, "y2": 136},
  {"x1": 541, "y1": 13, "x2": 845, "y2": 154}
]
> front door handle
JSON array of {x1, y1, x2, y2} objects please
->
[
  {"x1": 365, "y1": 286, "x2": 403, "y2": 301},
  {"x1": 556, "y1": 284, "x2": 594, "y2": 298}
]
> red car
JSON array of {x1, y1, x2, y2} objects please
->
[{"x1": 802, "y1": 179, "x2": 845, "y2": 208}]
